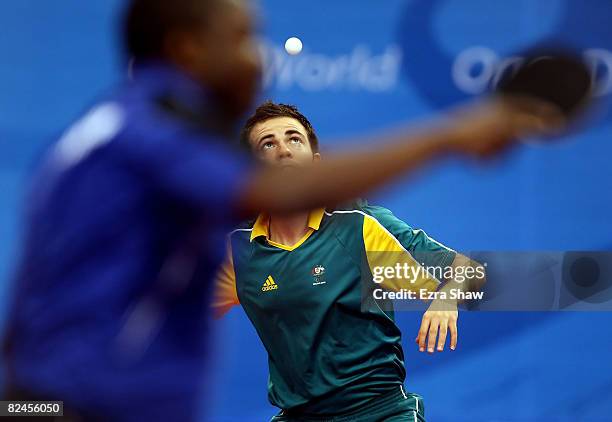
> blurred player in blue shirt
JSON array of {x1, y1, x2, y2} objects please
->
[
  {"x1": 1, "y1": 0, "x2": 565, "y2": 420},
  {"x1": 3, "y1": 1, "x2": 262, "y2": 420}
]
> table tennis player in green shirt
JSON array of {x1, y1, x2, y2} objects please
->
[{"x1": 214, "y1": 102, "x2": 489, "y2": 422}]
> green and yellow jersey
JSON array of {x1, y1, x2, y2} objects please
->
[{"x1": 214, "y1": 200, "x2": 455, "y2": 414}]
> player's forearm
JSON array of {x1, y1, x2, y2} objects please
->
[
  {"x1": 438, "y1": 253, "x2": 487, "y2": 302},
  {"x1": 238, "y1": 97, "x2": 567, "y2": 215},
  {"x1": 239, "y1": 127, "x2": 455, "y2": 215}
]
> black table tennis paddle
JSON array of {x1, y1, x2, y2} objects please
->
[{"x1": 496, "y1": 48, "x2": 592, "y2": 119}]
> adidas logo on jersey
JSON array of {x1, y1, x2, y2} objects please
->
[{"x1": 262, "y1": 275, "x2": 278, "y2": 292}]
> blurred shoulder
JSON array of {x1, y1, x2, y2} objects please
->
[{"x1": 229, "y1": 218, "x2": 256, "y2": 240}]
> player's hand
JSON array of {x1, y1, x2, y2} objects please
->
[
  {"x1": 445, "y1": 96, "x2": 566, "y2": 158},
  {"x1": 415, "y1": 298, "x2": 458, "y2": 353}
]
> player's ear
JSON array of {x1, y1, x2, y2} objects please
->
[{"x1": 313, "y1": 152, "x2": 321, "y2": 163}]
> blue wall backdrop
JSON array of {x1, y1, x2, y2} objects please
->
[{"x1": 1, "y1": 1, "x2": 611, "y2": 421}]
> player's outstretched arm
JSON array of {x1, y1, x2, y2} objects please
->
[{"x1": 238, "y1": 97, "x2": 563, "y2": 216}]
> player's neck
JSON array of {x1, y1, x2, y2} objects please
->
[{"x1": 268, "y1": 212, "x2": 311, "y2": 247}]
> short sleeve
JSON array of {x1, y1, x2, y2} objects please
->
[
  {"x1": 363, "y1": 213, "x2": 441, "y2": 293},
  {"x1": 212, "y1": 240, "x2": 240, "y2": 318},
  {"x1": 363, "y1": 205, "x2": 456, "y2": 270}
]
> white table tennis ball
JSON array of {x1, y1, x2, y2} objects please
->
[{"x1": 284, "y1": 37, "x2": 303, "y2": 55}]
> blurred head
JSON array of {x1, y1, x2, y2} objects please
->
[
  {"x1": 123, "y1": 0, "x2": 261, "y2": 116},
  {"x1": 241, "y1": 101, "x2": 320, "y2": 168}
]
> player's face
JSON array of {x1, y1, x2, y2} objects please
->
[
  {"x1": 249, "y1": 117, "x2": 321, "y2": 168},
  {"x1": 171, "y1": 0, "x2": 261, "y2": 116}
]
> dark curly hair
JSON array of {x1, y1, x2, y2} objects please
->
[{"x1": 240, "y1": 101, "x2": 319, "y2": 153}]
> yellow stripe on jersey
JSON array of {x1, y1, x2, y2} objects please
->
[
  {"x1": 212, "y1": 240, "x2": 239, "y2": 318},
  {"x1": 362, "y1": 214, "x2": 440, "y2": 293}
]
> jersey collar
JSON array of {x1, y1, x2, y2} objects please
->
[{"x1": 250, "y1": 208, "x2": 326, "y2": 242}]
